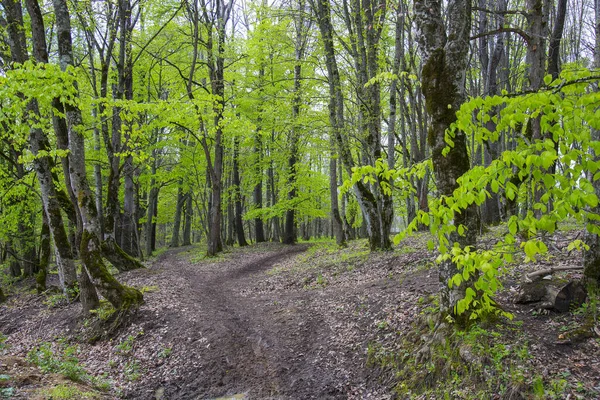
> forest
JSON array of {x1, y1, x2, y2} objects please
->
[{"x1": 1, "y1": 0, "x2": 600, "y2": 398}]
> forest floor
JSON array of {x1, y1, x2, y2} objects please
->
[{"x1": 1, "y1": 228, "x2": 600, "y2": 399}]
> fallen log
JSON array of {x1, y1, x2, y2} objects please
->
[
  {"x1": 515, "y1": 279, "x2": 587, "y2": 312},
  {"x1": 526, "y1": 266, "x2": 583, "y2": 281}
]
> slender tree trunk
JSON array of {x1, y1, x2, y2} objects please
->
[
  {"x1": 267, "y1": 154, "x2": 281, "y2": 242},
  {"x1": 253, "y1": 128, "x2": 266, "y2": 243},
  {"x1": 121, "y1": 156, "x2": 138, "y2": 256},
  {"x1": 145, "y1": 150, "x2": 159, "y2": 256},
  {"x1": 479, "y1": 0, "x2": 505, "y2": 225},
  {"x1": 171, "y1": 184, "x2": 184, "y2": 247},
  {"x1": 233, "y1": 135, "x2": 248, "y2": 246},
  {"x1": 330, "y1": 152, "x2": 346, "y2": 246},
  {"x1": 183, "y1": 192, "x2": 193, "y2": 246},
  {"x1": 37, "y1": 211, "x2": 50, "y2": 293},
  {"x1": 311, "y1": 0, "x2": 390, "y2": 251},
  {"x1": 283, "y1": 0, "x2": 308, "y2": 245}
]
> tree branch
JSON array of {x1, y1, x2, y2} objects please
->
[{"x1": 470, "y1": 27, "x2": 531, "y2": 43}]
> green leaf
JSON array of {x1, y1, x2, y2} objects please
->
[
  {"x1": 524, "y1": 241, "x2": 538, "y2": 260},
  {"x1": 508, "y1": 217, "x2": 518, "y2": 235},
  {"x1": 491, "y1": 179, "x2": 499, "y2": 193}
]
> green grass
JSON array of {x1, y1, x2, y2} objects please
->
[
  {"x1": 27, "y1": 341, "x2": 89, "y2": 383},
  {"x1": 39, "y1": 384, "x2": 100, "y2": 399}
]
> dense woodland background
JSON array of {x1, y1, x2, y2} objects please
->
[{"x1": 1, "y1": 0, "x2": 600, "y2": 322}]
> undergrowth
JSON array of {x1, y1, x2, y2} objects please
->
[
  {"x1": 366, "y1": 302, "x2": 589, "y2": 399},
  {"x1": 27, "y1": 339, "x2": 110, "y2": 391}
]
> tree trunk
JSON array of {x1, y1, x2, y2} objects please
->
[
  {"x1": 583, "y1": 0, "x2": 600, "y2": 286},
  {"x1": 283, "y1": 0, "x2": 307, "y2": 245},
  {"x1": 145, "y1": 155, "x2": 159, "y2": 257},
  {"x1": 233, "y1": 135, "x2": 248, "y2": 246},
  {"x1": 253, "y1": 129, "x2": 266, "y2": 243},
  {"x1": 79, "y1": 267, "x2": 100, "y2": 316},
  {"x1": 415, "y1": 0, "x2": 478, "y2": 319},
  {"x1": 330, "y1": 153, "x2": 346, "y2": 246},
  {"x1": 7, "y1": 0, "x2": 79, "y2": 293},
  {"x1": 121, "y1": 156, "x2": 138, "y2": 256},
  {"x1": 171, "y1": 184, "x2": 184, "y2": 247},
  {"x1": 53, "y1": 0, "x2": 143, "y2": 310},
  {"x1": 183, "y1": 192, "x2": 193, "y2": 246},
  {"x1": 311, "y1": 0, "x2": 391, "y2": 251},
  {"x1": 478, "y1": 0, "x2": 505, "y2": 226},
  {"x1": 37, "y1": 211, "x2": 50, "y2": 293}
]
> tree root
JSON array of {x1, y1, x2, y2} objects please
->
[{"x1": 83, "y1": 304, "x2": 140, "y2": 344}]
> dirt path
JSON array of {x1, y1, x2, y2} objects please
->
[
  {"x1": 154, "y1": 245, "x2": 315, "y2": 399},
  {"x1": 0, "y1": 241, "x2": 438, "y2": 399},
  {"x1": 117, "y1": 243, "x2": 434, "y2": 399}
]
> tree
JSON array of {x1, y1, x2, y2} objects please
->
[
  {"x1": 53, "y1": 0, "x2": 143, "y2": 310},
  {"x1": 310, "y1": 0, "x2": 392, "y2": 251},
  {"x1": 414, "y1": 0, "x2": 478, "y2": 318},
  {"x1": 1, "y1": 0, "x2": 79, "y2": 294},
  {"x1": 583, "y1": 0, "x2": 600, "y2": 287}
]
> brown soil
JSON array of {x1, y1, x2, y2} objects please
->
[{"x1": 1, "y1": 234, "x2": 599, "y2": 399}]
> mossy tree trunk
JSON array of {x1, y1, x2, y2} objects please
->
[
  {"x1": 583, "y1": 0, "x2": 600, "y2": 287},
  {"x1": 415, "y1": 0, "x2": 479, "y2": 320},
  {"x1": 53, "y1": 0, "x2": 143, "y2": 310}
]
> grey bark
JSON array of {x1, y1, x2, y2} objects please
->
[
  {"x1": 253, "y1": 126, "x2": 266, "y2": 243},
  {"x1": 479, "y1": 0, "x2": 505, "y2": 225},
  {"x1": 144, "y1": 147, "x2": 159, "y2": 256}
]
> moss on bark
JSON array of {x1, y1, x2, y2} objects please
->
[
  {"x1": 80, "y1": 230, "x2": 143, "y2": 310},
  {"x1": 101, "y1": 236, "x2": 145, "y2": 272}
]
